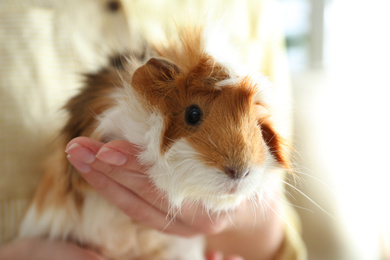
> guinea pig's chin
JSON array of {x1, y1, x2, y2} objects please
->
[
  {"x1": 203, "y1": 194, "x2": 246, "y2": 211},
  {"x1": 170, "y1": 180, "x2": 257, "y2": 212},
  {"x1": 183, "y1": 191, "x2": 246, "y2": 212}
]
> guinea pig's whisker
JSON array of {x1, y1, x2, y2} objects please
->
[
  {"x1": 150, "y1": 192, "x2": 166, "y2": 211},
  {"x1": 263, "y1": 199, "x2": 298, "y2": 235},
  {"x1": 183, "y1": 150, "x2": 216, "y2": 162},
  {"x1": 122, "y1": 150, "x2": 139, "y2": 156},
  {"x1": 258, "y1": 191, "x2": 271, "y2": 222},
  {"x1": 163, "y1": 136, "x2": 175, "y2": 143},
  {"x1": 226, "y1": 210, "x2": 237, "y2": 228},
  {"x1": 248, "y1": 193, "x2": 259, "y2": 209},
  {"x1": 265, "y1": 133, "x2": 277, "y2": 145},
  {"x1": 282, "y1": 199, "x2": 314, "y2": 213},
  {"x1": 282, "y1": 187, "x2": 297, "y2": 202},
  {"x1": 247, "y1": 195, "x2": 258, "y2": 233},
  {"x1": 217, "y1": 209, "x2": 226, "y2": 223},
  {"x1": 205, "y1": 207, "x2": 215, "y2": 225},
  {"x1": 162, "y1": 210, "x2": 180, "y2": 232},
  {"x1": 167, "y1": 203, "x2": 180, "y2": 216},
  {"x1": 290, "y1": 168, "x2": 336, "y2": 197},
  {"x1": 255, "y1": 194, "x2": 262, "y2": 210},
  {"x1": 129, "y1": 174, "x2": 149, "y2": 178},
  {"x1": 259, "y1": 197, "x2": 268, "y2": 223},
  {"x1": 190, "y1": 203, "x2": 201, "y2": 226},
  {"x1": 208, "y1": 136, "x2": 218, "y2": 149},
  {"x1": 146, "y1": 172, "x2": 171, "y2": 177},
  {"x1": 280, "y1": 180, "x2": 334, "y2": 218}
]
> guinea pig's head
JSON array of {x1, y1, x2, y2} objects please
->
[{"x1": 131, "y1": 55, "x2": 289, "y2": 212}]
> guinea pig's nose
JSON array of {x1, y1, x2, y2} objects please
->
[{"x1": 224, "y1": 167, "x2": 250, "y2": 179}]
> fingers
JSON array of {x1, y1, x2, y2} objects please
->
[
  {"x1": 67, "y1": 136, "x2": 104, "y2": 154},
  {"x1": 0, "y1": 238, "x2": 106, "y2": 260},
  {"x1": 66, "y1": 138, "x2": 199, "y2": 236},
  {"x1": 225, "y1": 256, "x2": 244, "y2": 260},
  {"x1": 66, "y1": 138, "x2": 147, "y2": 173},
  {"x1": 205, "y1": 252, "x2": 244, "y2": 260},
  {"x1": 95, "y1": 140, "x2": 148, "y2": 173},
  {"x1": 206, "y1": 251, "x2": 224, "y2": 260},
  {"x1": 66, "y1": 138, "x2": 170, "y2": 212},
  {"x1": 66, "y1": 137, "x2": 230, "y2": 236},
  {"x1": 68, "y1": 155, "x2": 197, "y2": 236}
]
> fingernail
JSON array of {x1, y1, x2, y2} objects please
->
[
  {"x1": 67, "y1": 154, "x2": 91, "y2": 174},
  {"x1": 96, "y1": 147, "x2": 127, "y2": 166},
  {"x1": 206, "y1": 251, "x2": 223, "y2": 260},
  {"x1": 65, "y1": 143, "x2": 96, "y2": 164}
]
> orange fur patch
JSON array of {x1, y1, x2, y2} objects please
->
[
  {"x1": 34, "y1": 138, "x2": 88, "y2": 212},
  {"x1": 63, "y1": 68, "x2": 127, "y2": 139},
  {"x1": 259, "y1": 118, "x2": 291, "y2": 169},
  {"x1": 34, "y1": 67, "x2": 125, "y2": 213}
]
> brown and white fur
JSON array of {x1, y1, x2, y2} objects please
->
[{"x1": 19, "y1": 27, "x2": 301, "y2": 259}]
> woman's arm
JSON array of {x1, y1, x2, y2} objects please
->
[{"x1": 0, "y1": 238, "x2": 105, "y2": 260}]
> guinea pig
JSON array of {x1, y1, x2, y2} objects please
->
[{"x1": 18, "y1": 27, "x2": 299, "y2": 260}]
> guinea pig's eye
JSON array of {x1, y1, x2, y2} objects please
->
[{"x1": 185, "y1": 105, "x2": 203, "y2": 126}]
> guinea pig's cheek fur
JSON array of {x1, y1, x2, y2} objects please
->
[
  {"x1": 149, "y1": 138, "x2": 277, "y2": 211},
  {"x1": 149, "y1": 139, "x2": 237, "y2": 210}
]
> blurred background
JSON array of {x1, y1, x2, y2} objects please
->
[
  {"x1": 1, "y1": 0, "x2": 389, "y2": 259},
  {"x1": 278, "y1": 0, "x2": 390, "y2": 259}
]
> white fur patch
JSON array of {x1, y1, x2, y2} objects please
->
[
  {"x1": 95, "y1": 80, "x2": 151, "y2": 144},
  {"x1": 19, "y1": 191, "x2": 203, "y2": 260}
]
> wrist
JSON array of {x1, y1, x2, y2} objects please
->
[{"x1": 206, "y1": 197, "x2": 285, "y2": 260}]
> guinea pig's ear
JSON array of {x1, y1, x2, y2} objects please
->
[
  {"x1": 260, "y1": 119, "x2": 291, "y2": 170},
  {"x1": 132, "y1": 58, "x2": 179, "y2": 89}
]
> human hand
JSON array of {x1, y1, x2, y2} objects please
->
[
  {"x1": 205, "y1": 251, "x2": 244, "y2": 260},
  {"x1": 66, "y1": 137, "x2": 284, "y2": 260},
  {"x1": 65, "y1": 137, "x2": 231, "y2": 237},
  {"x1": 0, "y1": 238, "x2": 105, "y2": 260}
]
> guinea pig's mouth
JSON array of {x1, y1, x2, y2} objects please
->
[
  {"x1": 226, "y1": 184, "x2": 239, "y2": 194},
  {"x1": 214, "y1": 194, "x2": 241, "y2": 200},
  {"x1": 222, "y1": 179, "x2": 247, "y2": 195}
]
